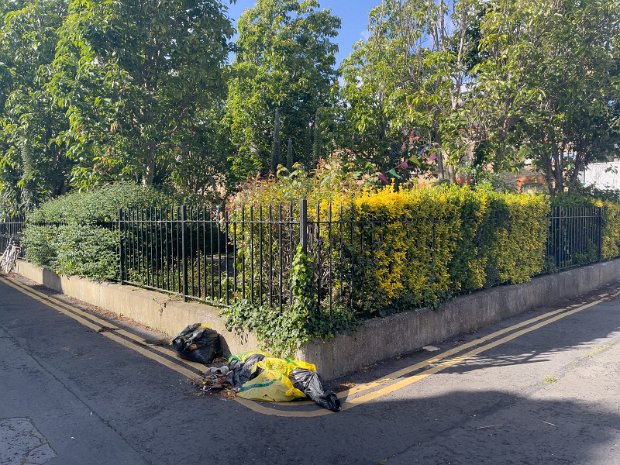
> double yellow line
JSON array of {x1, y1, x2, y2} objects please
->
[
  {"x1": 0, "y1": 275, "x2": 205, "y2": 379},
  {"x1": 2, "y1": 274, "x2": 617, "y2": 418}
]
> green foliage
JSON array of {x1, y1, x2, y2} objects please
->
[
  {"x1": 338, "y1": 0, "x2": 481, "y2": 180},
  {"x1": 227, "y1": 183, "x2": 552, "y2": 350},
  {"x1": 344, "y1": 186, "x2": 549, "y2": 315},
  {"x1": 337, "y1": 0, "x2": 619, "y2": 191},
  {"x1": 24, "y1": 182, "x2": 173, "y2": 280},
  {"x1": 602, "y1": 202, "x2": 620, "y2": 260},
  {"x1": 482, "y1": 193, "x2": 549, "y2": 286},
  {"x1": 221, "y1": 245, "x2": 358, "y2": 357},
  {"x1": 48, "y1": 0, "x2": 233, "y2": 188},
  {"x1": 229, "y1": 155, "x2": 376, "y2": 209},
  {"x1": 471, "y1": 0, "x2": 619, "y2": 192},
  {"x1": 447, "y1": 187, "x2": 489, "y2": 292},
  {"x1": 54, "y1": 225, "x2": 119, "y2": 281},
  {"x1": 225, "y1": 0, "x2": 340, "y2": 181},
  {"x1": 1, "y1": 0, "x2": 617, "y2": 206},
  {"x1": 28, "y1": 182, "x2": 173, "y2": 224},
  {"x1": 0, "y1": 0, "x2": 71, "y2": 212},
  {"x1": 21, "y1": 224, "x2": 56, "y2": 268}
]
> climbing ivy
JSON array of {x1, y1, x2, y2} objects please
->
[{"x1": 221, "y1": 245, "x2": 358, "y2": 357}]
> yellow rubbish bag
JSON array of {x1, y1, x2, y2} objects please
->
[
  {"x1": 228, "y1": 350, "x2": 273, "y2": 363},
  {"x1": 236, "y1": 357, "x2": 317, "y2": 403}
]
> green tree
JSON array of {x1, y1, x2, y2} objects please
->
[
  {"x1": 49, "y1": 0, "x2": 233, "y2": 188},
  {"x1": 0, "y1": 0, "x2": 70, "y2": 214},
  {"x1": 471, "y1": 0, "x2": 620, "y2": 193},
  {"x1": 339, "y1": 0, "x2": 481, "y2": 179},
  {"x1": 225, "y1": 0, "x2": 341, "y2": 181},
  {"x1": 339, "y1": 0, "x2": 619, "y2": 190}
]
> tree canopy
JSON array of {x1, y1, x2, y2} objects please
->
[
  {"x1": 50, "y1": 0, "x2": 234, "y2": 188},
  {"x1": 0, "y1": 0, "x2": 618, "y2": 216},
  {"x1": 225, "y1": 0, "x2": 341, "y2": 181}
]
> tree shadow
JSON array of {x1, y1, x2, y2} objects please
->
[
  {"x1": 129, "y1": 388, "x2": 620, "y2": 465},
  {"x1": 336, "y1": 293, "x2": 620, "y2": 385}
]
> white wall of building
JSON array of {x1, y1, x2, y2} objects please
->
[{"x1": 581, "y1": 162, "x2": 620, "y2": 190}]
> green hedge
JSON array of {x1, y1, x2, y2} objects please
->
[
  {"x1": 223, "y1": 185, "x2": 552, "y2": 354},
  {"x1": 602, "y1": 202, "x2": 620, "y2": 260},
  {"x1": 24, "y1": 183, "x2": 174, "y2": 281},
  {"x1": 344, "y1": 186, "x2": 549, "y2": 315}
]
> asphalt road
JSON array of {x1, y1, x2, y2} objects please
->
[{"x1": 1, "y1": 276, "x2": 619, "y2": 465}]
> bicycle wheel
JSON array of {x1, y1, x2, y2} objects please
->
[
  {"x1": 2, "y1": 247, "x2": 16, "y2": 273},
  {"x1": 0, "y1": 249, "x2": 9, "y2": 273}
]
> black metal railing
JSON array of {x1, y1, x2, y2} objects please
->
[
  {"x1": 117, "y1": 202, "x2": 372, "y2": 311},
  {"x1": 2, "y1": 203, "x2": 614, "y2": 310},
  {"x1": 0, "y1": 216, "x2": 24, "y2": 252},
  {"x1": 118, "y1": 205, "x2": 301, "y2": 306},
  {"x1": 117, "y1": 202, "x2": 612, "y2": 309},
  {"x1": 544, "y1": 206, "x2": 603, "y2": 273}
]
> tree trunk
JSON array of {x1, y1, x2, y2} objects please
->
[
  {"x1": 552, "y1": 148, "x2": 563, "y2": 194},
  {"x1": 543, "y1": 153, "x2": 555, "y2": 195},
  {"x1": 286, "y1": 137, "x2": 293, "y2": 170},
  {"x1": 271, "y1": 109, "x2": 281, "y2": 173},
  {"x1": 143, "y1": 147, "x2": 156, "y2": 186},
  {"x1": 568, "y1": 150, "x2": 585, "y2": 190}
]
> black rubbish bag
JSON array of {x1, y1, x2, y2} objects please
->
[
  {"x1": 290, "y1": 369, "x2": 341, "y2": 412},
  {"x1": 172, "y1": 323, "x2": 222, "y2": 365},
  {"x1": 228, "y1": 353, "x2": 266, "y2": 388}
]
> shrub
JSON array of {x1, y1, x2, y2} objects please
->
[
  {"x1": 347, "y1": 186, "x2": 462, "y2": 314},
  {"x1": 27, "y1": 182, "x2": 173, "y2": 225},
  {"x1": 229, "y1": 155, "x2": 375, "y2": 209},
  {"x1": 482, "y1": 193, "x2": 549, "y2": 286},
  {"x1": 225, "y1": 184, "x2": 551, "y2": 353},
  {"x1": 24, "y1": 182, "x2": 174, "y2": 281},
  {"x1": 446, "y1": 187, "x2": 489, "y2": 293},
  {"x1": 602, "y1": 201, "x2": 620, "y2": 260},
  {"x1": 342, "y1": 186, "x2": 549, "y2": 314},
  {"x1": 221, "y1": 246, "x2": 358, "y2": 356}
]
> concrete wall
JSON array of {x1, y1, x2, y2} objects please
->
[
  {"x1": 13, "y1": 260, "x2": 258, "y2": 356},
  {"x1": 14, "y1": 258, "x2": 620, "y2": 380},
  {"x1": 299, "y1": 259, "x2": 620, "y2": 379}
]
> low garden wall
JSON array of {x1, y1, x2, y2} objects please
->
[
  {"x1": 14, "y1": 257, "x2": 620, "y2": 380},
  {"x1": 14, "y1": 260, "x2": 259, "y2": 356}
]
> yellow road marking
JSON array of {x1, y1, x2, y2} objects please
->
[
  {"x1": 335, "y1": 297, "x2": 597, "y2": 400},
  {"x1": 342, "y1": 291, "x2": 618, "y2": 409},
  {"x1": 0, "y1": 276, "x2": 200, "y2": 380},
  {"x1": 1, "y1": 275, "x2": 205, "y2": 372},
  {"x1": 2, "y1": 274, "x2": 617, "y2": 417}
]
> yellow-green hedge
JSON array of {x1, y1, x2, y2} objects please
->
[
  {"x1": 343, "y1": 186, "x2": 549, "y2": 315},
  {"x1": 602, "y1": 201, "x2": 620, "y2": 260}
]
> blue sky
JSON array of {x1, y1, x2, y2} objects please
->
[{"x1": 226, "y1": 0, "x2": 379, "y2": 65}]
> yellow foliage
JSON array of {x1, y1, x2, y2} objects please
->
[
  {"x1": 602, "y1": 202, "x2": 620, "y2": 260},
  {"x1": 339, "y1": 186, "x2": 549, "y2": 314}
]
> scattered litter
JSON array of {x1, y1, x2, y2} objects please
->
[
  {"x1": 333, "y1": 382, "x2": 355, "y2": 393},
  {"x1": 202, "y1": 351, "x2": 341, "y2": 411},
  {"x1": 423, "y1": 345, "x2": 440, "y2": 352},
  {"x1": 172, "y1": 323, "x2": 222, "y2": 365},
  {"x1": 476, "y1": 425, "x2": 499, "y2": 430}
]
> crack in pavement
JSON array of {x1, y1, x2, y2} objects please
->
[{"x1": 0, "y1": 322, "x2": 153, "y2": 465}]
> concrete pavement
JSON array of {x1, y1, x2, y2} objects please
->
[{"x1": 0, "y1": 276, "x2": 618, "y2": 465}]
